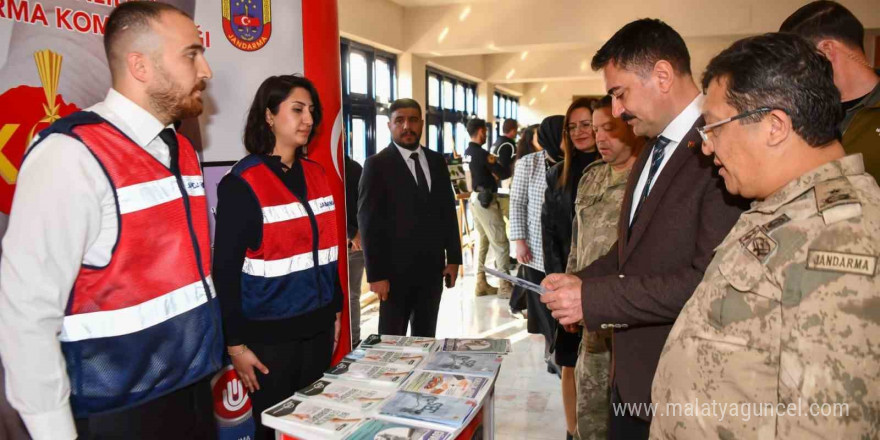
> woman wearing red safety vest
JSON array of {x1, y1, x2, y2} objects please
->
[{"x1": 212, "y1": 75, "x2": 342, "y2": 440}]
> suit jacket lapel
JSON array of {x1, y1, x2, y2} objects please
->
[
  {"x1": 388, "y1": 143, "x2": 420, "y2": 194},
  {"x1": 622, "y1": 120, "x2": 704, "y2": 264},
  {"x1": 617, "y1": 143, "x2": 650, "y2": 264}
]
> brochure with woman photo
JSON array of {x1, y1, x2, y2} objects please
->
[{"x1": 421, "y1": 352, "x2": 503, "y2": 377}]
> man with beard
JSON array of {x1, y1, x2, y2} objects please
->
[
  {"x1": 0, "y1": 3, "x2": 221, "y2": 439},
  {"x1": 358, "y1": 99, "x2": 461, "y2": 337}
]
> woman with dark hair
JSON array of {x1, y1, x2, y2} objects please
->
[
  {"x1": 213, "y1": 75, "x2": 342, "y2": 440},
  {"x1": 515, "y1": 124, "x2": 541, "y2": 161},
  {"x1": 541, "y1": 98, "x2": 598, "y2": 440},
  {"x1": 510, "y1": 116, "x2": 565, "y2": 373}
]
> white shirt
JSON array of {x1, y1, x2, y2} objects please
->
[
  {"x1": 0, "y1": 89, "x2": 176, "y2": 440},
  {"x1": 629, "y1": 94, "x2": 704, "y2": 225},
  {"x1": 394, "y1": 142, "x2": 432, "y2": 191}
]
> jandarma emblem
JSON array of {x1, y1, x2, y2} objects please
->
[{"x1": 222, "y1": 0, "x2": 272, "y2": 52}]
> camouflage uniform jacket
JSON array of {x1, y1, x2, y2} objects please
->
[
  {"x1": 650, "y1": 154, "x2": 880, "y2": 439},
  {"x1": 568, "y1": 160, "x2": 631, "y2": 440}
]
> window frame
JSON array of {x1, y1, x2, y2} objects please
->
[
  {"x1": 493, "y1": 91, "x2": 520, "y2": 139},
  {"x1": 425, "y1": 67, "x2": 478, "y2": 154},
  {"x1": 340, "y1": 38, "x2": 397, "y2": 163}
]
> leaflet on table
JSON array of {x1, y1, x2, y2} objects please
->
[
  {"x1": 346, "y1": 348, "x2": 427, "y2": 368},
  {"x1": 295, "y1": 379, "x2": 393, "y2": 412},
  {"x1": 378, "y1": 391, "x2": 477, "y2": 429},
  {"x1": 344, "y1": 418, "x2": 451, "y2": 440},
  {"x1": 402, "y1": 371, "x2": 489, "y2": 400},
  {"x1": 421, "y1": 352, "x2": 503, "y2": 377},
  {"x1": 360, "y1": 334, "x2": 437, "y2": 352},
  {"x1": 324, "y1": 360, "x2": 412, "y2": 387},
  {"x1": 262, "y1": 397, "x2": 363, "y2": 438},
  {"x1": 441, "y1": 338, "x2": 511, "y2": 354}
]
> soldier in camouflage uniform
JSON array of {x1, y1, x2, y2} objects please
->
[
  {"x1": 567, "y1": 96, "x2": 645, "y2": 440},
  {"x1": 651, "y1": 33, "x2": 880, "y2": 439}
]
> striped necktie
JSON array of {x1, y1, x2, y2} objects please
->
[{"x1": 630, "y1": 136, "x2": 671, "y2": 233}]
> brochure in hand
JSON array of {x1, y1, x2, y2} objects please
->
[
  {"x1": 262, "y1": 397, "x2": 363, "y2": 437},
  {"x1": 346, "y1": 349, "x2": 427, "y2": 368},
  {"x1": 378, "y1": 391, "x2": 477, "y2": 429},
  {"x1": 324, "y1": 360, "x2": 412, "y2": 387},
  {"x1": 296, "y1": 379, "x2": 393, "y2": 412},
  {"x1": 360, "y1": 335, "x2": 436, "y2": 352},
  {"x1": 344, "y1": 418, "x2": 451, "y2": 440},
  {"x1": 440, "y1": 338, "x2": 511, "y2": 354},
  {"x1": 421, "y1": 352, "x2": 503, "y2": 377},
  {"x1": 402, "y1": 371, "x2": 489, "y2": 400}
]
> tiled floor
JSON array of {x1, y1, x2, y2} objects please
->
[{"x1": 359, "y1": 271, "x2": 568, "y2": 440}]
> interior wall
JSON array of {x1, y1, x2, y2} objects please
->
[{"x1": 338, "y1": 0, "x2": 405, "y2": 52}]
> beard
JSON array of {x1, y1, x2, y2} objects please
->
[
  {"x1": 148, "y1": 64, "x2": 206, "y2": 122},
  {"x1": 394, "y1": 130, "x2": 420, "y2": 150}
]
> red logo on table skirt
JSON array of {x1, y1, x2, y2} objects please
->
[
  {"x1": 0, "y1": 49, "x2": 79, "y2": 215},
  {"x1": 222, "y1": 0, "x2": 272, "y2": 52},
  {"x1": 211, "y1": 365, "x2": 253, "y2": 423}
]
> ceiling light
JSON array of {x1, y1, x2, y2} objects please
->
[
  {"x1": 528, "y1": 97, "x2": 536, "y2": 106},
  {"x1": 506, "y1": 69, "x2": 515, "y2": 80},
  {"x1": 540, "y1": 84, "x2": 548, "y2": 94},
  {"x1": 580, "y1": 60, "x2": 588, "y2": 72},
  {"x1": 438, "y1": 27, "x2": 449, "y2": 43},
  {"x1": 520, "y1": 51, "x2": 528, "y2": 61},
  {"x1": 459, "y1": 6, "x2": 471, "y2": 21}
]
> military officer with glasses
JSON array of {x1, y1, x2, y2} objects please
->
[{"x1": 651, "y1": 32, "x2": 880, "y2": 439}]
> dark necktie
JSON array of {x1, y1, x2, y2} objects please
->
[
  {"x1": 630, "y1": 136, "x2": 671, "y2": 233},
  {"x1": 410, "y1": 152, "x2": 429, "y2": 200},
  {"x1": 158, "y1": 128, "x2": 180, "y2": 174}
]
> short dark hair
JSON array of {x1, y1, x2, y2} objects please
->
[
  {"x1": 502, "y1": 119, "x2": 518, "y2": 134},
  {"x1": 104, "y1": 1, "x2": 188, "y2": 71},
  {"x1": 780, "y1": 1, "x2": 865, "y2": 51},
  {"x1": 467, "y1": 118, "x2": 487, "y2": 136},
  {"x1": 244, "y1": 75, "x2": 323, "y2": 155},
  {"x1": 389, "y1": 98, "x2": 422, "y2": 118},
  {"x1": 702, "y1": 32, "x2": 842, "y2": 147},
  {"x1": 591, "y1": 95, "x2": 613, "y2": 111},
  {"x1": 591, "y1": 18, "x2": 691, "y2": 76}
]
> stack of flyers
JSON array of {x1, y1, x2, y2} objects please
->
[
  {"x1": 402, "y1": 372, "x2": 489, "y2": 400},
  {"x1": 360, "y1": 335, "x2": 436, "y2": 352},
  {"x1": 344, "y1": 418, "x2": 451, "y2": 440},
  {"x1": 296, "y1": 379, "x2": 393, "y2": 412},
  {"x1": 378, "y1": 391, "x2": 476, "y2": 429},
  {"x1": 324, "y1": 360, "x2": 412, "y2": 387},
  {"x1": 262, "y1": 397, "x2": 362, "y2": 437},
  {"x1": 441, "y1": 338, "x2": 511, "y2": 354},
  {"x1": 421, "y1": 352, "x2": 503, "y2": 377},
  {"x1": 346, "y1": 349, "x2": 426, "y2": 368}
]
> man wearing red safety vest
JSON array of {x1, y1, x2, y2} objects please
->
[{"x1": 0, "y1": 3, "x2": 221, "y2": 439}]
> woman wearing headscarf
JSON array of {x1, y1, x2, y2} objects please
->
[
  {"x1": 509, "y1": 115, "x2": 565, "y2": 374},
  {"x1": 541, "y1": 98, "x2": 599, "y2": 440}
]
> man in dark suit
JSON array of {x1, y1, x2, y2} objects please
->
[
  {"x1": 540, "y1": 19, "x2": 748, "y2": 440},
  {"x1": 358, "y1": 99, "x2": 462, "y2": 337}
]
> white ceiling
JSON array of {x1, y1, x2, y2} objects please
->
[{"x1": 390, "y1": 0, "x2": 489, "y2": 6}]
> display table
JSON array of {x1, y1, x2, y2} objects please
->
[
  {"x1": 267, "y1": 336, "x2": 506, "y2": 440},
  {"x1": 277, "y1": 385, "x2": 495, "y2": 440}
]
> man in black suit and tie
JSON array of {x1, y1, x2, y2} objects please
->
[
  {"x1": 540, "y1": 19, "x2": 748, "y2": 439},
  {"x1": 358, "y1": 99, "x2": 462, "y2": 337}
]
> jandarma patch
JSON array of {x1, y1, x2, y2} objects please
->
[{"x1": 807, "y1": 250, "x2": 877, "y2": 276}]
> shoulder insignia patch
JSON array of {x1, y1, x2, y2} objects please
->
[
  {"x1": 815, "y1": 177, "x2": 862, "y2": 224},
  {"x1": 739, "y1": 226, "x2": 778, "y2": 262},
  {"x1": 807, "y1": 250, "x2": 876, "y2": 276},
  {"x1": 763, "y1": 214, "x2": 791, "y2": 232}
]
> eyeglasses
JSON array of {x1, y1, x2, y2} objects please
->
[
  {"x1": 696, "y1": 107, "x2": 788, "y2": 142},
  {"x1": 566, "y1": 121, "x2": 593, "y2": 133}
]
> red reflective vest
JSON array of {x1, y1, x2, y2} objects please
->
[
  {"x1": 29, "y1": 111, "x2": 222, "y2": 417},
  {"x1": 231, "y1": 155, "x2": 338, "y2": 320}
]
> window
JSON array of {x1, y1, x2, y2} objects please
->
[
  {"x1": 494, "y1": 91, "x2": 520, "y2": 138},
  {"x1": 341, "y1": 38, "x2": 397, "y2": 164},
  {"x1": 425, "y1": 68, "x2": 478, "y2": 154}
]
